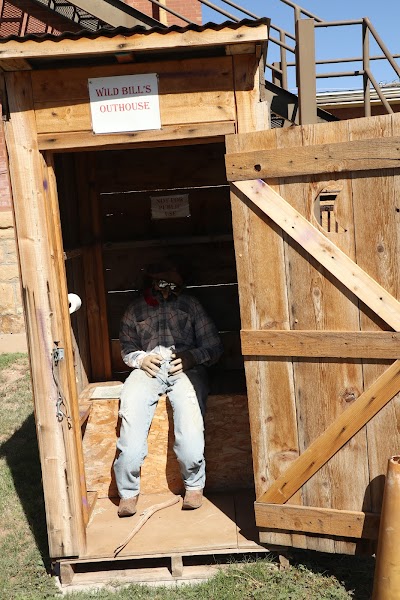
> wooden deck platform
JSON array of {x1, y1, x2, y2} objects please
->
[{"x1": 58, "y1": 490, "x2": 267, "y2": 587}]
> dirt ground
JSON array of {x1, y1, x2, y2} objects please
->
[
  {"x1": 0, "y1": 332, "x2": 27, "y2": 354},
  {"x1": 1, "y1": 360, "x2": 27, "y2": 386}
]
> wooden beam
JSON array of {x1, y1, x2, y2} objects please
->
[
  {"x1": 241, "y1": 330, "x2": 400, "y2": 358},
  {"x1": 0, "y1": 58, "x2": 31, "y2": 71},
  {"x1": 232, "y1": 180, "x2": 400, "y2": 332},
  {"x1": 37, "y1": 122, "x2": 236, "y2": 151},
  {"x1": 226, "y1": 43, "x2": 257, "y2": 55},
  {"x1": 226, "y1": 137, "x2": 400, "y2": 180},
  {"x1": 42, "y1": 152, "x2": 89, "y2": 528},
  {"x1": 77, "y1": 154, "x2": 112, "y2": 381},
  {"x1": 67, "y1": 0, "x2": 160, "y2": 29},
  {"x1": 0, "y1": 23, "x2": 269, "y2": 62},
  {"x1": 257, "y1": 359, "x2": 400, "y2": 504},
  {"x1": 3, "y1": 71, "x2": 85, "y2": 557},
  {"x1": 254, "y1": 502, "x2": 380, "y2": 539}
]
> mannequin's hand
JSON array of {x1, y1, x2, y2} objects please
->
[
  {"x1": 140, "y1": 354, "x2": 162, "y2": 378},
  {"x1": 169, "y1": 351, "x2": 196, "y2": 375}
]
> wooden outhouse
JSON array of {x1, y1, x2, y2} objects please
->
[{"x1": 2, "y1": 15, "x2": 400, "y2": 585}]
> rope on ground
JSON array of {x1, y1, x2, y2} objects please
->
[{"x1": 114, "y1": 495, "x2": 181, "y2": 557}]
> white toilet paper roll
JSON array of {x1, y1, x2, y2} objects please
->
[{"x1": 68, "y1": 293, "x2": 82, "y2": 314}]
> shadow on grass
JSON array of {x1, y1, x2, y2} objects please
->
[
  {"x1": 288, "y1": 549, "x2": 375, "y2": 600},
  {"x1": 0, "y1": 413, "x2": 51, "y2": 572}
]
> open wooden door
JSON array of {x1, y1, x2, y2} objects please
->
[{"x1": 225, "y1": 113, "x2": 400, "y2": 554}]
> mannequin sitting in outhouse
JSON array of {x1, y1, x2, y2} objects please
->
[{"x1": 114, "y1": 258, "x2": 223, "y2": 517}]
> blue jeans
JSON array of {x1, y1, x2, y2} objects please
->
[{"x1": 114, "y1": 353, "x2": 208, "y2": 499}]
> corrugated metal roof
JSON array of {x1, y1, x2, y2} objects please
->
[
  {"x1": 317, "y1": 84, "x2": 400, "y2": 106},
  {"x1": 0, "y1": 17, "x2": 269, "y2": 43}
]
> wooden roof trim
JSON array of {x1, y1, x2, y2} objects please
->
[{"x1": 0, "y1": 23, "x2": 269, "y2": 62}]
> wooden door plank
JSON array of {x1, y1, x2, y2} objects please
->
[
  {"x1": 257, "y1": 359, "x2": 400, "y2": 504},
  {"x1": 254, "y1": 503, "x2": 380, "y2": 539},
  {"x1": 275, "y1": 120, "x2": 366, "y2": 554},
  {"x1": 350, "y1": 114, "x2": 400, "y2": 514},
  {"x1": 228, "y1": 127, "x2": 303, "y2": 549},
  {"x1": 241, "y1": 330, "x2": 400, "y2": 358},
  {"x1": 232, "y1": 179, "x2": 400, "y2": 332},
  {"x1": 225, "y1": 114, "x2": 398, "y2": 155},
  {"x1": 226, "y1": 137, "x2": 400, "y2": 180}
]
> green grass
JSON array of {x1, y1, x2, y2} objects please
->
[{"x1": 0, "y1": 353, "x2": 375, "y2": 600}]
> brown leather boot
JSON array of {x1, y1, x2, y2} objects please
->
[
  {"x1": 118, "y1": 495, "x2": 139, "y2": 517},
  {"x1": 182, "y1": 489, "x2": 203, "y2": 510}
]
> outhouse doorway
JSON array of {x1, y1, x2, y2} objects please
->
[{"x1": 50, "y1": 138, "x2": 264, "y2": 572}]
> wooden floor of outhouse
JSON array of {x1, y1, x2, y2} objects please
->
[{"x1": 84, "y1": 489, "x2": 264, "y2": 560}]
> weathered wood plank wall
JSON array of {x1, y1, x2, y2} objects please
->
[{"x1": 31, "y1": 58, "x2": 237, "y2": 137}]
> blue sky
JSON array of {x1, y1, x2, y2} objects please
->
[{"x1": 202, "y1": 0, "x2": 400, "y2": 92}]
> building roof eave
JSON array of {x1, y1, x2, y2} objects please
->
[{"x1": 0, "y1": 18, "x2": 270, "y2": 69}]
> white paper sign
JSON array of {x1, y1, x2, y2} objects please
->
[
  {"x1": 88, "y1": 73, "x2": 161, "y2": 134},
  {"x1": 151, "y1": 194, "x2": 190, "y2": 219}
]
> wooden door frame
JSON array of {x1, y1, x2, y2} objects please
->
[{"x1": 3, "y1": 70, "x2": 87, "y2": 557}]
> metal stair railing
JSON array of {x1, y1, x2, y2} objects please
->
[
  {"x1": 31, "y1": 0, "x2": 165, "y2": 31},
  {"x1": 293, "y1": 17, "x2": 400, "y2": 122},
  {"x1": 166, "y1": 0, "x2": 400, "y2": 123}
]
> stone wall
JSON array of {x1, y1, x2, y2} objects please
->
[
  {"x1": 0, "y1": 210, "x2": 24, "y2": 334},
  {"x1": 0, "y1": 102, "x2": 24, "y2": 335}
]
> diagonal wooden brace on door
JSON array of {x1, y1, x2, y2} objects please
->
[
  {"x1": 232, "y1": 179, "x2": 400, "y2": 332},
  {"x1": 231, "y1": 179, "x2": 400, "y2": 505},
  {"x1": 256, "y1": 359, "x2": 400, "y2": 504}
]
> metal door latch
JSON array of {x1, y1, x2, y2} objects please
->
[{"x1": 52, "y1": 342, "x2": 65, "y2": 366}]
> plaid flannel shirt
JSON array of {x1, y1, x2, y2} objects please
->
[{"x1": 120, "y1": 293, "x2": 223, "y2": 369}]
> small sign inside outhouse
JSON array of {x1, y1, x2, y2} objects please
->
[{"x1": 151, "y1": 194, "x2": 190, "y2": 219}]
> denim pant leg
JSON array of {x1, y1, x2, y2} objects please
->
[
  {"x1": 113, "y1": 369, "x2": 162, "y2": 499},
  {"x1": 167, "y1": 366, "x2": 209, "y2": 490}
]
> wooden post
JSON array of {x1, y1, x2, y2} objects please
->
[
  {"x1": 3, "y1": 71, "x2": 86, "y2": 557},
  {"x1": 295, "y1": 18, "x2": 318, "y2": 125},
  {"x1": 76, "y1": 153, "x2": 112, "y2": 381},
  {"x1": 232, "y1": 50, "x2": 269, "y2": 134},
  {"x1": 372, "y1": 456, "x2": 400, "y2": 599},
  {"x1": 42, "y1": 152, "x2": 89, "y2": 527}
]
